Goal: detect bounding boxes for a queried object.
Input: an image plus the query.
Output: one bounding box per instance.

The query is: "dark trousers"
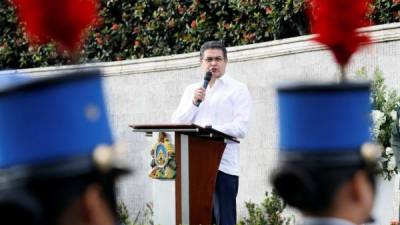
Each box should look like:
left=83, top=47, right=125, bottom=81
left=212, top=171, right=239, bottom=225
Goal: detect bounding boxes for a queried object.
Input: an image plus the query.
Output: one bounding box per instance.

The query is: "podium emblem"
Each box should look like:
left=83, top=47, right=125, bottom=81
left=149, top=132, right=176, bottom=179
left=155, top=143, right=168, bottom=167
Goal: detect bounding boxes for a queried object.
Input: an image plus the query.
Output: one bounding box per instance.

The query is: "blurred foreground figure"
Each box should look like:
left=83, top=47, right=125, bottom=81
left=12, top=0, right=99, bottom=53
left=271, top=82, right=380, bottom=225
left=0, top=70, right=129, bottom=225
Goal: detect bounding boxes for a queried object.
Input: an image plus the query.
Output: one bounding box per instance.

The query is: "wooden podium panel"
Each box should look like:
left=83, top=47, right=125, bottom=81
left=175, top=134, right=226, bottom=225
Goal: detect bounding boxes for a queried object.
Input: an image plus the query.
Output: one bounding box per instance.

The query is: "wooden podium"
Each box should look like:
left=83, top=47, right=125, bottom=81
left=131, top=124, right=238, bottom=225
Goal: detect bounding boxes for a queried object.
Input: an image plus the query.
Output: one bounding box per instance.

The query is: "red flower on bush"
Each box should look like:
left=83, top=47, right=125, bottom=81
left=308, top=0, right=372, bottom=66
left=224, top=23, right=231, bottom=29
left=244, top=32, right=255, bottom=42
left=111, top=23, right=119, bottom=31
left=393, top=0, right=400, bottom=5
left=96, top=37, right=103, bottom=45
left=167, top=19, right=175, bottom=29
left=191, top=20, right=197, bottom=29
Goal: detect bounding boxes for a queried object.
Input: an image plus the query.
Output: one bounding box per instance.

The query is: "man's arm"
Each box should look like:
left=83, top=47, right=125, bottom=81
left=213, top=87, right=252, bottom=138
left=171, top=85, right=199, bottom=123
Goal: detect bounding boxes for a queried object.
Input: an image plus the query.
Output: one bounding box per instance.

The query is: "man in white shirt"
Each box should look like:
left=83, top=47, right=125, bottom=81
left=171, top=41, right=252, bottom=225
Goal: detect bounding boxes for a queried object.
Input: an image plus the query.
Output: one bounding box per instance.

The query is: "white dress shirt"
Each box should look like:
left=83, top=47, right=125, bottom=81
left=171, top=74, right=252, bottom=176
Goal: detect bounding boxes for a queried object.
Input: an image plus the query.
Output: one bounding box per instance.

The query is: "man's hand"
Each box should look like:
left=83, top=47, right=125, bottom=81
left=192, top=87, right=206, bottom=105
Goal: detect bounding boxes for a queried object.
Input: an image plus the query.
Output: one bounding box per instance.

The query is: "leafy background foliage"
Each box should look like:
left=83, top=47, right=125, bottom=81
left=0, top=0, right=336, bottom=69
left=118, top=201, right=154, bottom=225
left=2, top=0, right=400, bottom=69
left=117, top=191, right=293, bottom=225
left=356, top=68, right=400, bottom=180
left=238, top=190, right=293, bottom=225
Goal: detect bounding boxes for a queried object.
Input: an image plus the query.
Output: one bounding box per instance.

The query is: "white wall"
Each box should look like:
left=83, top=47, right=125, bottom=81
left=21, top=23, right=400, bottom=224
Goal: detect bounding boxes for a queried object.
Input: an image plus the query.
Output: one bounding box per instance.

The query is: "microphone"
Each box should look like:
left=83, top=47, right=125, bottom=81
left=195, top=71, right=212, bottom=107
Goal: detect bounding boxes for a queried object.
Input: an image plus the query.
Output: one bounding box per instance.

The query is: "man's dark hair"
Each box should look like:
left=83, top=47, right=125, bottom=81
left=271, top=163, right=376, bottom=214
left=0, top=156, right=125, bottom=225
left=200, top=41, right=227, bottom=60
left=0, top=171, right=118, bottom=225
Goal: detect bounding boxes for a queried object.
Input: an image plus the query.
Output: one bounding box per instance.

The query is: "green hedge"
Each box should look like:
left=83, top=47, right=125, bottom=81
left=1, top=0, right=400, bottom=69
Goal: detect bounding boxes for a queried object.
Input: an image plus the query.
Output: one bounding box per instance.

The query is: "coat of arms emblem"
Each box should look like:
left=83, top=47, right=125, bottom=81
left=149, top=132, right=176, bottom=179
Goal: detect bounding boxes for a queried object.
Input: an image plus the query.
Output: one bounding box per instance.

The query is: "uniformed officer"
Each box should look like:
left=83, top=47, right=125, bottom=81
left=0, top=70, right=129, bottom=225
left=271, top=82, right=380, bottom=225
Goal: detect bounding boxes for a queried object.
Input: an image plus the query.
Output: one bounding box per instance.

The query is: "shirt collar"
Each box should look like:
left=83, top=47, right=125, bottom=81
left=217, top=73, right=230, bottom=85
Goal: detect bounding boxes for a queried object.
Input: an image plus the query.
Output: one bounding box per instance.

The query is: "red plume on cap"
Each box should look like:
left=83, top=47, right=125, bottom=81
left=308, top=0, right=372, bottom=66
left=12, top=0, right=99, bottom=52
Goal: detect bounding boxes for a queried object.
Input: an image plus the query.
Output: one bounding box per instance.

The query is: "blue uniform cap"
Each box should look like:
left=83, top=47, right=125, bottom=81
left=0, top=70, right=113, bottom=169
left=277, top=82, right=373, bottom=165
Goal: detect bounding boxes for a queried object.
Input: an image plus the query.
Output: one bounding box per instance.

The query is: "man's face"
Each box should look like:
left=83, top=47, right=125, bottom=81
left=200, top=49, right=227, bottom=79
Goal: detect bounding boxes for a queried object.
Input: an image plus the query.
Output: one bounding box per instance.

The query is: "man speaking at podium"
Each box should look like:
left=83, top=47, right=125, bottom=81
left=172, top=41, right=252, bottom=225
